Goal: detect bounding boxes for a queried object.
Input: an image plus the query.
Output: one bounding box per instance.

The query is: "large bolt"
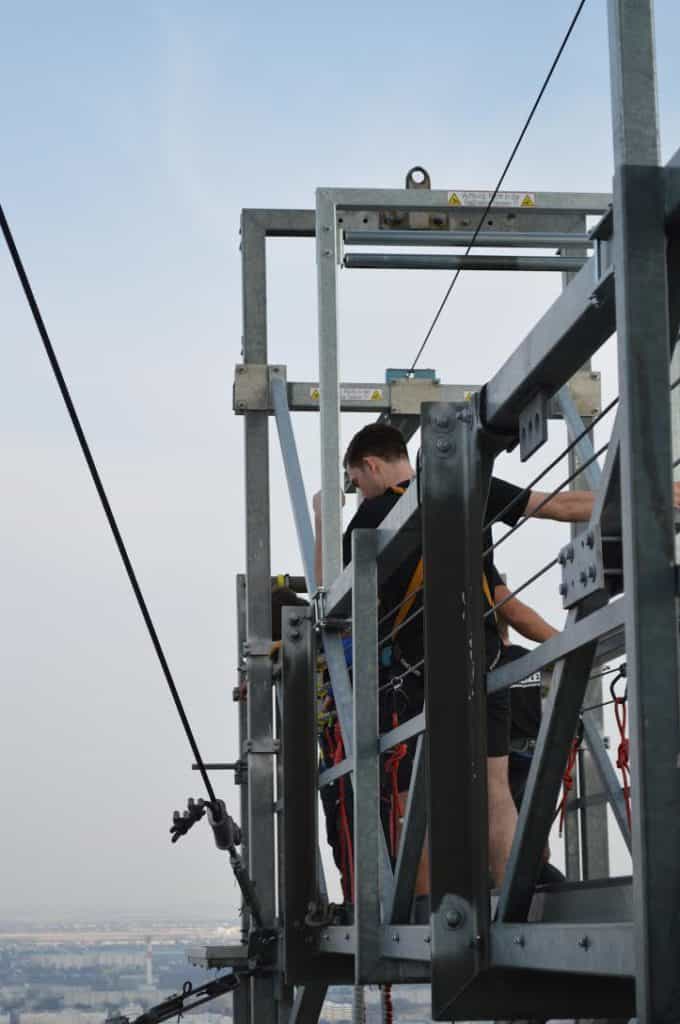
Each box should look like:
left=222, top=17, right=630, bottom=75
left=445, top=909, right=464, bottom=929
left=558, top=582, right=568, bottom=597
left=588, top=564, right=597, bottom=581
left=436, top=439, right=451, bottom=453
left=434, top=414, right=450, bottom=429
left=586, top=531, right=595, bottom=548
left=578, top=935, right=591, bottom=950
left=580, top=570, right=588, bottom=585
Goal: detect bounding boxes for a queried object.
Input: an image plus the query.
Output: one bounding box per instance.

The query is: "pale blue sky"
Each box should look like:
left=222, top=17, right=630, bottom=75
left=2, top=2, right=679, bottom=918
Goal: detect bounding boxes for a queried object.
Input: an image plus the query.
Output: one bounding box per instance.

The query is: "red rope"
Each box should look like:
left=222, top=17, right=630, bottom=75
left=613, top=694, right=632, bottom=830
left=328, top=722, right=355, bottom=902
left=558, top=736, right=580, bottom=836
left=381, top=983, right=394, bottom=1023
left=384, top=711, right=408, bottom=858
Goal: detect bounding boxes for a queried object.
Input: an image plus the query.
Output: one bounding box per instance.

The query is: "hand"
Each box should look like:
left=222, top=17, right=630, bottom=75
left=674, top=482, right=680, bottom=508
left=312, top=490, right=345, bottom=517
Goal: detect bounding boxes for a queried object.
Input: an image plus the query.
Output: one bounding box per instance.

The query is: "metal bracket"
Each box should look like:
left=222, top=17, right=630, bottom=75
left=519, top=391, right=549, bottom=461
left=561, top=368, right=602, bottom=419
left=233, top=364, right=287, bottom=413
left=243, top=739, right=281, bottom=755
left=558, top=525, right=605, bottom=609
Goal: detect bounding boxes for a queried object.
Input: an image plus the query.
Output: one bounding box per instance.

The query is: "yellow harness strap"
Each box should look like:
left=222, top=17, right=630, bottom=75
left=389, top=485, right=497, bottom=638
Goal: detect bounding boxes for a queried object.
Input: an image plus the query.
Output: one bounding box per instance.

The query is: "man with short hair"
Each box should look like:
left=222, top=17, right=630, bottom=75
left=314, top=422, right=596, bottom=885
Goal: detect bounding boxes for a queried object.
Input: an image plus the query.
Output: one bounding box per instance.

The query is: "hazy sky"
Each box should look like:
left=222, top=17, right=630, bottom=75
left=2, top=1, right=680, bottom=920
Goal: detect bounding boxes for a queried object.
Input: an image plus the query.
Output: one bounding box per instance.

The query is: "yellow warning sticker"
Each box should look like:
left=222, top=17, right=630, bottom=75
left=310, top=386, right=384, bottom=403
left=447, top=190, right=537, bottom=208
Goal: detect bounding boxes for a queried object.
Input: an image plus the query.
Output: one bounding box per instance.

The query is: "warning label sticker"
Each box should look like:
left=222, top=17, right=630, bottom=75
left=310, top=386, right=384, bottom=402
left=447, top=191, right=536, bottom=208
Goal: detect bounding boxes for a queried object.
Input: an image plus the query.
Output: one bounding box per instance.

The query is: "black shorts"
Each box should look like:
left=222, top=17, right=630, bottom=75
left=379, top=670, right=511, bottom=793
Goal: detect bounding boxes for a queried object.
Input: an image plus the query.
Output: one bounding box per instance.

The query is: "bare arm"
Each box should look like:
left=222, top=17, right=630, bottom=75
left=523, top=489, right=593, bottom=523
left=493, top=584, right=559, bottom=644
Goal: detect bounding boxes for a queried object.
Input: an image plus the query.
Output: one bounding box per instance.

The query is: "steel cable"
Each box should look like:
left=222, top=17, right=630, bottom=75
left=0, top=202, right=217, bottom=806
left=485, top=443, right=609, bottom=557
left=409, top=0, right=588, bottom=371
left=484, top=396, right=619, bottom=531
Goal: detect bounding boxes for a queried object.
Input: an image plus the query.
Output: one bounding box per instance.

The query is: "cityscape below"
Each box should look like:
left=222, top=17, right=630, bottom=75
left=0, top=915, right=433, bottom=1023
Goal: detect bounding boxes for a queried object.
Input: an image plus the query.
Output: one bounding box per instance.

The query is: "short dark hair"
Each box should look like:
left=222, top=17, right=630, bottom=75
left=343, top=423, right=408, bottom=468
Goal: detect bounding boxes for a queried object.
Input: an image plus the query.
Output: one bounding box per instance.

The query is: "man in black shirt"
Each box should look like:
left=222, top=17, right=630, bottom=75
left=314, top=422, right=594, bottom=885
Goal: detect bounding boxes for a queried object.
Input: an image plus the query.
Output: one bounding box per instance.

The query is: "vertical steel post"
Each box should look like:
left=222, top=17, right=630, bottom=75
left=316, top=189, right=343, bottom=585
left=608, top=3, right=680, bottom=1020
left=351, top=529, right=381, bottom=985
left=241, top=211, right=277, bottom=1024
left=280, top=607, right=319, bottom=982
left=557, top=229, right=610, bottom=882
left=233, top=574, right=251, bottom=1024
left=422, top=401, right=490, bottom=1018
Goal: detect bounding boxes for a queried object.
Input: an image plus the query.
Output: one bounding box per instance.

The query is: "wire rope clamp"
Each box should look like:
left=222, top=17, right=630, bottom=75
left=518, top=391, right=548, bottom=462
left=558, top=525, right=605, bottom=608
left=207, top=799, right=243, bottom=851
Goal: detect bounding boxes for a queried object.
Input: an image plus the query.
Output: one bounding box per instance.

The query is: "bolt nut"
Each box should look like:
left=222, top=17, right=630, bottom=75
left=586, top=531, right=595, bottom=548
left=567, top=544, right=575, bottom=562
left=392, top=933, right=400, bottom=942
left=588, top=564, right=597, bottom=581
left=558, top=582, right=568, bottom=597
left=578, top=935, right=591, bottom=950
left=436, top=439, right=451, bottom=453
left=289, top=629, right=301, bottom=640
left=434, top=415, right=450, bottom=429
left=580, top=570, right=588, bottom=585
left=558, top=550, right=566, bottom=566
left=289, top=614, right=300, bottom=625
left=445, top=909, right=464, bottom=929
left=513, top=935, right=525, bottom=947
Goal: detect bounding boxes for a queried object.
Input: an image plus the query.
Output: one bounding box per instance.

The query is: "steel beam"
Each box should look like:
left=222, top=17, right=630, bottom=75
left=241, top=210, right=277, bottom=1024
left=422, top=402, right=491, bottom=1017
left=482, top=257, right=615, bottom=435
left=290, top=984, right=326, bottom=1024
left=608, top=4, right=680, bottom=1021
left=344, top=253, right=585, bottom=272
left=487, top=598, right=625, bottom=692
left=387, top=735, right=429, bottom=925
left=497, top=595, right=607, bottom=924
left=316, top=189, right=343, bottom=585
left=271, top=375, right=317, bottom=592
left=280, top=608, right=319, bottom=982
left=344, top=229, right=592, bottom=248
left=581, top=712, right=632, bottom=852
left=491, top=922, right=633, bottom=976
left=351, top=529, right=382, bottom=983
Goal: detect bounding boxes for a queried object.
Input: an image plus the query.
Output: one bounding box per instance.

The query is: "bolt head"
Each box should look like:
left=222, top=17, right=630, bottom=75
left=436, top=438, right=451, bottom=453
left=434, top=414, right=450, bottom=429
left=558, top=582, right=568, bottom=597
left=445, top=909, right=463, bottom=928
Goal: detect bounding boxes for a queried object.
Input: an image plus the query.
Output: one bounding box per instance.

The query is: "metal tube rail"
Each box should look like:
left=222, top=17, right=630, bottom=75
left=344, top=253, right=586, bottom=272
left=344, top=229, right=592, bottom=248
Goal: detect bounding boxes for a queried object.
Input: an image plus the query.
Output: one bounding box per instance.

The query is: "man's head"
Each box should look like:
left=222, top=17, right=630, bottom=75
left=343, top=423, right=413, bottom=498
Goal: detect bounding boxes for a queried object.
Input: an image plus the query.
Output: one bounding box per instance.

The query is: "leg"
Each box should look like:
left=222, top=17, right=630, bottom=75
left=487, top=754, right=518, bottom=886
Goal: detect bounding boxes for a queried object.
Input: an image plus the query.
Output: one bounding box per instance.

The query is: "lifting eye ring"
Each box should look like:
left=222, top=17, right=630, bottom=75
left=405, top=166, right=431, bottom=190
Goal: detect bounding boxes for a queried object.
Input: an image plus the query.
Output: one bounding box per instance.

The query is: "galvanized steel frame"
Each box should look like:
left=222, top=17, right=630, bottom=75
left=228, top=6, right=680, bottom=1020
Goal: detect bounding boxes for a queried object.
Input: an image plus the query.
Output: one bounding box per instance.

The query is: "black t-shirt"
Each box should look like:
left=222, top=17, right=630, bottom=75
left=342, top=476, right=528, bottom=667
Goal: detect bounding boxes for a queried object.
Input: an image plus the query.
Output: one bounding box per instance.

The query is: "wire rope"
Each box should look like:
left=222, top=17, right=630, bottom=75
left=0, top=202, right=217, bottom=806
left=485, top=443, right=608, bottom=557
left=409, top=0, right=588, bottom=371
left=484, top=396, right=619, bottom=531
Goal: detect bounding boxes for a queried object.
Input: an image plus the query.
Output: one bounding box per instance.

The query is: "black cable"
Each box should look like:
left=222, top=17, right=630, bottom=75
left=484, top=396, right=619, bottom=531
left=484, top=556, right=559, bottom=619
left=0, top=202, right=217, bottom=806
left=485, top=442, right=608, bottom=557
left=409, top=0, right=588, bottom=371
